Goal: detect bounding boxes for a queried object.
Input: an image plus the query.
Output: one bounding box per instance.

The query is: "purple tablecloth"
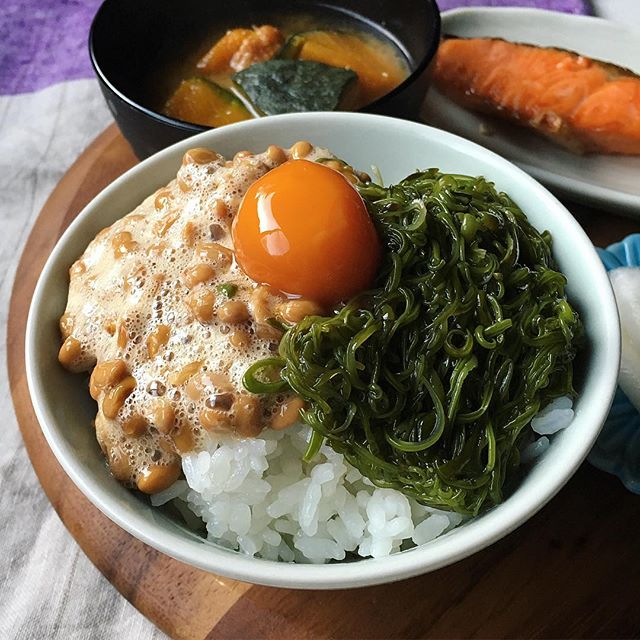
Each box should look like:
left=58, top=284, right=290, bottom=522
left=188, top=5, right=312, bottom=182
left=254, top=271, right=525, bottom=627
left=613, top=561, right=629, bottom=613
left=0, top=0, right=591, bottom=96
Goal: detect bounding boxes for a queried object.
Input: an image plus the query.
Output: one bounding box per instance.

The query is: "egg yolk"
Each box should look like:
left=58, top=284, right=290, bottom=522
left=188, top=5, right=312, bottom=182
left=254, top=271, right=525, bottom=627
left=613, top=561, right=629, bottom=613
left=232, top=159, right=381, bottom=306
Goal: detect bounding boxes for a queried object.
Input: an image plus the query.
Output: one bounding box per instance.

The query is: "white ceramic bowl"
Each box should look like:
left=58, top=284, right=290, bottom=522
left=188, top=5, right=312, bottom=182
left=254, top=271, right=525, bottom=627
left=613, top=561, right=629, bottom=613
left=26, top=112, right=620, bottom=589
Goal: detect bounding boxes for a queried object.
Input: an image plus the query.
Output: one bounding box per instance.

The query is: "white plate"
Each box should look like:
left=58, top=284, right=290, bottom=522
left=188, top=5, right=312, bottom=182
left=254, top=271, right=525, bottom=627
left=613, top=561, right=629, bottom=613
left=422, top=8, right=640, bottom=215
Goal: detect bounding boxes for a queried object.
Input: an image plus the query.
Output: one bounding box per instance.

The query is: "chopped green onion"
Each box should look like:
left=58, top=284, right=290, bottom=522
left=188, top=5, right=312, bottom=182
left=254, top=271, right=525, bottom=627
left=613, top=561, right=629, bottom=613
left=217, top=283, right=238, bottom=298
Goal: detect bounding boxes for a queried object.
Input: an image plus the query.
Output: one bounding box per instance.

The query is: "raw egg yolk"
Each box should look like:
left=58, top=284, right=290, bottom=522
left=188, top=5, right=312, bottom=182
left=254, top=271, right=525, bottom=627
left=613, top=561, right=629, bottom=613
left=232, top=159, right=381, bottom=306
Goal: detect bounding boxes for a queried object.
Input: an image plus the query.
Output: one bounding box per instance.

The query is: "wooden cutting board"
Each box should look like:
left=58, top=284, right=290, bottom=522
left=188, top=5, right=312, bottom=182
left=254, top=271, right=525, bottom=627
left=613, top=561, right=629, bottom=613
left=8, top=123, right=640, bottom=640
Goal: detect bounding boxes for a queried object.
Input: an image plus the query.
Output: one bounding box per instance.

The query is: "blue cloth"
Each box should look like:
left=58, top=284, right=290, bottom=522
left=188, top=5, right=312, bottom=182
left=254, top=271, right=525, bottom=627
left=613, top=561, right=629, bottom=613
left=592, top=235, right=640, bottom=493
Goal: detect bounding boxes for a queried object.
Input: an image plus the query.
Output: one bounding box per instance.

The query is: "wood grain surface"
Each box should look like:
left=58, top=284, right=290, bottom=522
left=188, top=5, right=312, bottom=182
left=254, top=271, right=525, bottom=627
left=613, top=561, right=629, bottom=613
left=7, top=123, right=640, bottom=640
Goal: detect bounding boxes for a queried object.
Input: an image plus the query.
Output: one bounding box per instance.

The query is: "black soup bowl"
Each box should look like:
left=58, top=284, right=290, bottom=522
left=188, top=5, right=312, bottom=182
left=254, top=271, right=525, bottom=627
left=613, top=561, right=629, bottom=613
left=89, top=0, right=441, bottom=158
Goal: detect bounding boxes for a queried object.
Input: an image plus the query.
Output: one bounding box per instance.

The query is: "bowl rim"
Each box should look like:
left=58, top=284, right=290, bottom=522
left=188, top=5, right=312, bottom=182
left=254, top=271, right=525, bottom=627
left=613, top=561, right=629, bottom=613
left=88, top=0, right=441, bottom=132
left=25, top=112, right=620, bottom=589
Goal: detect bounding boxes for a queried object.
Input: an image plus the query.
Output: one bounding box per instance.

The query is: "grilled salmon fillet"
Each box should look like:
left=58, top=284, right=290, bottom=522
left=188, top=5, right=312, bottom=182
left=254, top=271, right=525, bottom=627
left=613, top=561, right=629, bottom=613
left=433, top=38, right=640, bottom=155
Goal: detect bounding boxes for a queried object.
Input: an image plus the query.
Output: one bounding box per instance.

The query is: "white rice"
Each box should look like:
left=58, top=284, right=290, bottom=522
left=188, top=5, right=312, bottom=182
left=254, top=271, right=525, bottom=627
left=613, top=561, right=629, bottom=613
left=531, top=395, right=575, bottom=435
left=152, top=397, right=574, bottom=563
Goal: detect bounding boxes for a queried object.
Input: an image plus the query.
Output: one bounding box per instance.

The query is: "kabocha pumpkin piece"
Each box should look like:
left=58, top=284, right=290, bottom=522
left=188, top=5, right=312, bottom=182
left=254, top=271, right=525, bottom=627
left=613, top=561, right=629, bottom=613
left=289, top=31, right=409, bottom=106
left=197, top=25, right=284, bottom=74
left=279, top=33, right=306, bottom=60
left=164, top=78, right=251, bottom=127
left=197, top=28, right=253, bottom=74
left=230, top=25, right=284, bottom=72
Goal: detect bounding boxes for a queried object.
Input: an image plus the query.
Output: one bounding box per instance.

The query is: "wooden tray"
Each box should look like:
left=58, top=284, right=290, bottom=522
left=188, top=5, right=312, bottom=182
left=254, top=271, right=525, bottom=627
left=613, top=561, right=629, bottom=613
left=8, top=124, right=640, bottom=640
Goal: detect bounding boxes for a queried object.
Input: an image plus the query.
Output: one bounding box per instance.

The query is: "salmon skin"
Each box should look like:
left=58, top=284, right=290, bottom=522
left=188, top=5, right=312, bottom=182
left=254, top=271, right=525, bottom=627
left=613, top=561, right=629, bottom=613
left=433, top=37, right=640, bottom=155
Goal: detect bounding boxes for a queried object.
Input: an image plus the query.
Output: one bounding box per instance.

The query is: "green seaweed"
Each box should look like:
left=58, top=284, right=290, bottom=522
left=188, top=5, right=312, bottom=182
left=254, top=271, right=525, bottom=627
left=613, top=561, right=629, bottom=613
left=233, top=60, right=356, bottom=115
left=244, top=170, right=583, bottom=516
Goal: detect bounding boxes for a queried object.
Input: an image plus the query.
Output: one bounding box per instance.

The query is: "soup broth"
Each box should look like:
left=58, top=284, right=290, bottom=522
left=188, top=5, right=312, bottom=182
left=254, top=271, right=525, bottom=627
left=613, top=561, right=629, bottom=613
left=159, top=8, right=411, bottom=127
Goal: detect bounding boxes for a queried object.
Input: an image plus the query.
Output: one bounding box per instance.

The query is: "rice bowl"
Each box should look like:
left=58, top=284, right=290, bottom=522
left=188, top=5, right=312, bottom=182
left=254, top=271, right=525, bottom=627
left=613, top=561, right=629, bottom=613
left=26, top=112, right=619, bottom=588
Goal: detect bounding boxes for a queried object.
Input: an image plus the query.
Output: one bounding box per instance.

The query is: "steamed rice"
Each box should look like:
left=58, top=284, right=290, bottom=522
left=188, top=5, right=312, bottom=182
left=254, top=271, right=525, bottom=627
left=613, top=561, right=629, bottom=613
left=152, top=398, right=574, bottom=563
